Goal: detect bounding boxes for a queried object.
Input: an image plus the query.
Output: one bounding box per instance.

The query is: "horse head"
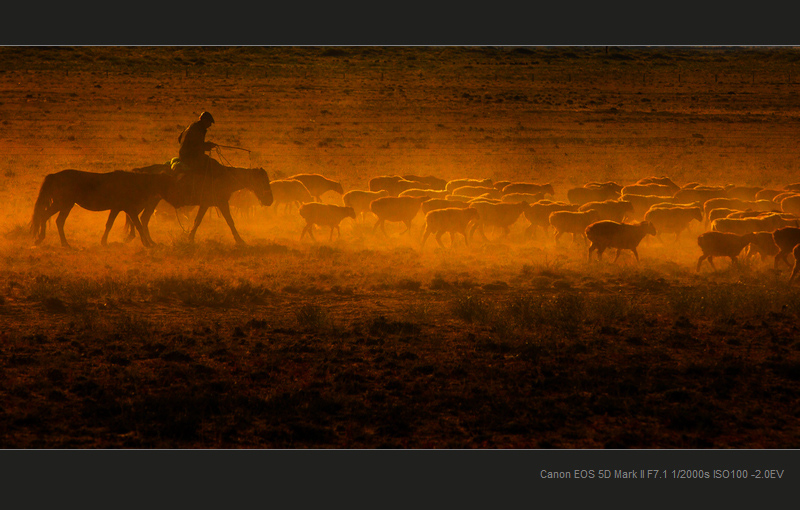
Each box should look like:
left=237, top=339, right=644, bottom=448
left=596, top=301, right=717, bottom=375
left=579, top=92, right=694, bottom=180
left=249, top=167, right=274, bottom=207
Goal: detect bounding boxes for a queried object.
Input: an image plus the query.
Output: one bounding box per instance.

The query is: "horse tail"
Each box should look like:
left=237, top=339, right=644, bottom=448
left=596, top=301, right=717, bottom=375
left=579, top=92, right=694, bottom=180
left=29, top=174, right=56, bottom=238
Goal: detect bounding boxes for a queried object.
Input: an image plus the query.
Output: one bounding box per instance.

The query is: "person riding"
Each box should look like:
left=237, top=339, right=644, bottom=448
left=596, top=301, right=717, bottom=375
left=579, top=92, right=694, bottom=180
left=177, top=111, right=222, bottom=175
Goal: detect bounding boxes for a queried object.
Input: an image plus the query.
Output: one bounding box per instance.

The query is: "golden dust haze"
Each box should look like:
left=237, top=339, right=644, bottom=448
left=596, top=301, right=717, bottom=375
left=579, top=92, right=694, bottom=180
left=1, top=46, right=800, bottom=448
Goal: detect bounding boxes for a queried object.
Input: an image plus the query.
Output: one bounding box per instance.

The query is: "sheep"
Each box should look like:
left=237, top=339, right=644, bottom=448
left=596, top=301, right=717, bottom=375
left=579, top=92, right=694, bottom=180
left=493, top=180, right=512, bottom=191
left=772, top=191, right=800, bottom=206
left=648, top=201, right=702, bottom=209
left=702, top=198, right=775, bottom=224
left=585, top=220, right=657, bottom=263
left=585, top=181, right=623, bottom=193
left=784, top=183, right=800, bottom=191
left=451, top=185, right=502, bottom=199
left=619, top=193, right=676, bottom=220
left=421, top=207, right=480, bottom=248
left=422, top=199, right=470, bottom=215
left=578, top=199, right=634, bottom=223
left=501, top=192, right=545, bottom=204
left=288, top=173, right=344, bottom=202
left=681, top=182, right=702, bottom=189
left=468, top=196, right=500, bottom=204
left=445, top=194, right=474, bottom=203
left=672, top=186, right=728, bottom=204
left=781, top=194, right=800, bottom=216
left=369, top=176, right=423, bottom=197
left=643, top=205, right=703, bottom=242
left=500, top=182, right=555, bottom=197
left=230, top=189, right=260, bottom=218
left=549, top=209, right=600, bottom=245
left=790, top=244, right=800, bottom=283
left=445, top=178, right=493, bottom=193
left=370, top=195, right=427, bottom=236
left=771, top=226, right=800, bottom=269
left=399, top=188, right=450, bottom=199
left=744, top=231, right=780, bottom=263
left=727, top=210, right=779, bottom=219
left=635, top=176, right=680, bottom=193
left=567, top=185, right=620, bottom=205
left=755, top=189, right=783, bottom=201
left=401, top=174, right=447, bottom=190
left=707, top=207, right=741, bottom=224
left=369, top=175, right=404, bottom=192
left=696, top=231, right=759, bottom=271
left=298, top=203, right=356, bottom=241
left=524, top=200, right=578, bottom=238
left=468, top=201, right=530, bottom=241
left=712, top=214, right=798, bottom=236
left=620, top=183, right=675, bottom=198
left=343, top=189, right=390, bottom=221
left=268, top=178, right=314, bottom=214
left=726, top=186, right=764, bottom=201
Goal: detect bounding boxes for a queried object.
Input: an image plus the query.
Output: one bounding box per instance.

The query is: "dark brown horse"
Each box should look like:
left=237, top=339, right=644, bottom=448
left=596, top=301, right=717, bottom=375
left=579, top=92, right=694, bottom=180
left=29, top=169, right=176, bottom=248
left=129, top=164, right=273, bottom=245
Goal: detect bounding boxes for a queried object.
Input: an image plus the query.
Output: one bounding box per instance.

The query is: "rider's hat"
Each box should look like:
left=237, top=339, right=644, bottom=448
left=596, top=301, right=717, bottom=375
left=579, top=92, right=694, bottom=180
left=199, top=111, right=215, bottom=124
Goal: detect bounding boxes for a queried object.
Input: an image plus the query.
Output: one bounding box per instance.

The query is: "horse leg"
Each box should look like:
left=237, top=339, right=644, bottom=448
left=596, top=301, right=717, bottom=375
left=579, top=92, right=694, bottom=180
left=189, top=206, right=209, bottom=243
left=217, top=201, right=246, bottom=245
left=101, top=210, right=121, bottom=246
left=34, top=204, right=60, bottom=245
left=127, top=212, right=152, bottom=248
left=55, top=205, right=74, bottom=248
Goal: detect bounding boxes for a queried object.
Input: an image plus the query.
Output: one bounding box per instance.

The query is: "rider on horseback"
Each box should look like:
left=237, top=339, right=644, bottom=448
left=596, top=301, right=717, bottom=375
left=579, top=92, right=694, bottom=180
left=175, top=111, right=224, bottom=177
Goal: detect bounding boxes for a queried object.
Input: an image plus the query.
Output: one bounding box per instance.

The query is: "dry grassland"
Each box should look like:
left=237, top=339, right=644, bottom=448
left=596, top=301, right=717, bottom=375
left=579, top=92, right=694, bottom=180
left=1, top=46, right=800, bottom=448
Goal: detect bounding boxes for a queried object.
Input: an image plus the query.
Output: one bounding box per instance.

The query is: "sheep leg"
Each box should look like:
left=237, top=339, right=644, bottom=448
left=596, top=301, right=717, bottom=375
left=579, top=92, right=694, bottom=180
left=300, top=224, right=310, bottom=241
left=696, top=255, right=706, bottom=272
left=707, top=256, right=716, bottom=270
left=554, top=231, right=562, bottom=246
left=400, top=220, right=412, bottom=235
left=587, top=243, right=596, bottom=262
left=613, top=248, right=623, bottom=263
left=790, top=260, right=800, bottom=283
left=421, top=228, right=431, bottom=248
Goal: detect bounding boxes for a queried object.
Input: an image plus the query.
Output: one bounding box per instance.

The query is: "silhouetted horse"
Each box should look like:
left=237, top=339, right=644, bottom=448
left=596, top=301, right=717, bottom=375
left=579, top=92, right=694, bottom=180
left=29, top=169, right=176, bottom=248
left=128, top=164, right=273, bottom=245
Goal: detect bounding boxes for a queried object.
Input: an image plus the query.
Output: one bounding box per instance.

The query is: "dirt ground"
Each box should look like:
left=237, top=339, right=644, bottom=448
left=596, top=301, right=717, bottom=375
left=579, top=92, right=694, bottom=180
left=1, top=46, right=800, bottom=448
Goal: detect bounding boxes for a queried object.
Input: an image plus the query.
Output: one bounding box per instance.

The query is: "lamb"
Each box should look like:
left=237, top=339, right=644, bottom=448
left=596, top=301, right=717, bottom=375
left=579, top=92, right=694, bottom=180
left=421, top=199, right=470, bottom=215
left=620, top=183, right=675, bottom=198
left=500, top=182, right=555, bottom=197
left=702, top=198, right=775, bottom=224
left=578, top=199, right=634, bottom=223
left=524, top=200, right=578, bottom=238
left=744, top=231, right=780, bottom=263
left=370, top=195, right=428, bottom=236
left=500, top=192, right=545, bottom=204
left=451, top=185, right=502, bottom=199
left=468, top=201, right=530, bottom=241
left=549, top=209, right=600, bottom=245
left=567, top=185, right=620, bottom=206
left=696, top=231, right=759, bottom=271
left=343, top=189, right=390, bottom=220
left=298, top=203, right=356, bottom=242
left=771, top=226, right=800, bottom=269
left=643, top=205, right=703, bottom=242
left=268, top=179, right=314, bottom=214
left=288, top=174, right=344, bottom=202
left=445, top=178, right=493, bottom=193
left=421, top=207, right=480, bottom=248
left=585, top=220, right=657, bottom=263
left=401, top=174, right=447, bottom=190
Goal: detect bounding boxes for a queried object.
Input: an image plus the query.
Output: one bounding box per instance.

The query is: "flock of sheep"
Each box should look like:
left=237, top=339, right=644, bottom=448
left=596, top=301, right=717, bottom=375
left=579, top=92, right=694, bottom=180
left=257, top=172, right=800, bottom=282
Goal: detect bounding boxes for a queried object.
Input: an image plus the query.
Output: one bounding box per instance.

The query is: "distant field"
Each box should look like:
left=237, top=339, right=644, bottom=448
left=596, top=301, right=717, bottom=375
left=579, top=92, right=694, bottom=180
left=1, top=46, right=800, bottom=448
